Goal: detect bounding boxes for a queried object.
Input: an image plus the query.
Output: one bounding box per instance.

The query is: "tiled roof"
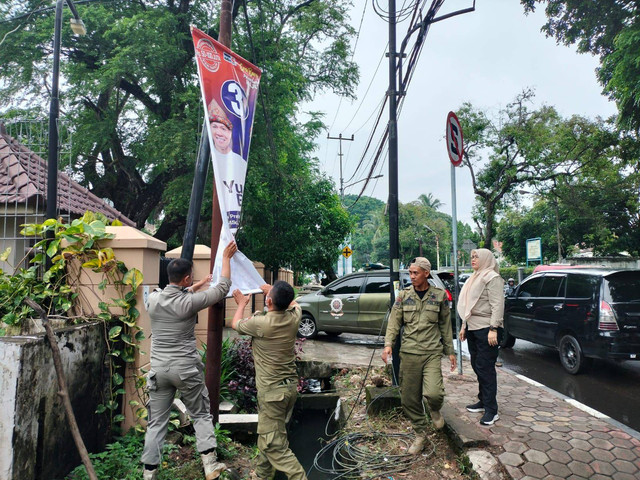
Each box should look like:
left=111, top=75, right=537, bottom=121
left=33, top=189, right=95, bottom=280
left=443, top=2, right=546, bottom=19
left=0, top=124, right=135, bottom=227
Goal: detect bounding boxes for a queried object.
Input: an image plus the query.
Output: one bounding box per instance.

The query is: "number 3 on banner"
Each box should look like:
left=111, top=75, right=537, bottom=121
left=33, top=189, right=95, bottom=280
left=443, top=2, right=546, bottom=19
left=222, top=80, right=248, bottom=119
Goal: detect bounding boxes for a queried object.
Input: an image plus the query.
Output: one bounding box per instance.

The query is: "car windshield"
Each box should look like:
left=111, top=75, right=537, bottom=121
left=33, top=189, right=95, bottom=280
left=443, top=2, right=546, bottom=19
left=605, top=272, right=640, bottom=303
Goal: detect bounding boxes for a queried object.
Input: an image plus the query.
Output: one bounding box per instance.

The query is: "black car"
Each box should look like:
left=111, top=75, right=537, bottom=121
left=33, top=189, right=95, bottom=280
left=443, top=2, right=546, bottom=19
left=295, top=269, right=453, bottom=339
left=502, top=268, right=640, bottom=374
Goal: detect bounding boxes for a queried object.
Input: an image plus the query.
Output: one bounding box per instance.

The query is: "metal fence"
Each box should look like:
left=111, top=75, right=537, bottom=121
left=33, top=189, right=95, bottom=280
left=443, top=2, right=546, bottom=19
left=0, top=119, right=73, bottom=272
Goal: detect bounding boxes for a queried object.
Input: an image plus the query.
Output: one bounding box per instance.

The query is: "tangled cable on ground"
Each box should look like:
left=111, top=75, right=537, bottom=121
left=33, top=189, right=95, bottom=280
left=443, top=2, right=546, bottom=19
left=308, top=308, right=438, bottom=479
left=312, top=431, right=434, bottom=480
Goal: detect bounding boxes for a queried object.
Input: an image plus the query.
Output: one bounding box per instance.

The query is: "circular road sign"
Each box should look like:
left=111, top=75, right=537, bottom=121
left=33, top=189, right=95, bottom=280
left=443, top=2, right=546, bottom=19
left=446, top=111, right=464, bottom=166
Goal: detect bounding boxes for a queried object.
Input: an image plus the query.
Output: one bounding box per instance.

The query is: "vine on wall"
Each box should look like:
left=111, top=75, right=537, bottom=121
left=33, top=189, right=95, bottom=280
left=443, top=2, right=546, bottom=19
left=0, top=211, right=146, bottom=430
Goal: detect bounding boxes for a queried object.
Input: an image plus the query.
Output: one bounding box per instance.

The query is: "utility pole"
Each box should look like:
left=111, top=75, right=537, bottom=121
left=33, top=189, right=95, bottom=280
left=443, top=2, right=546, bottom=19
left=327, top=133, right=354, bottom=201
left=388, top=0, right=402, bottom=384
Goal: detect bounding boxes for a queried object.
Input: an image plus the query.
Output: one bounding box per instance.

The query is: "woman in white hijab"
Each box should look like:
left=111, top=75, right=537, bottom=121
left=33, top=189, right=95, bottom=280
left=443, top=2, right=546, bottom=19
left=457, top=248, right=504, bottom=426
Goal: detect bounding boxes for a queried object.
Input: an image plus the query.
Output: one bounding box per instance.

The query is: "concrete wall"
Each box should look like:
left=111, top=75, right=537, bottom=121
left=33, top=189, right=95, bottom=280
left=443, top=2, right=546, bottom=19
left=0, top=322, right=109, bottom=480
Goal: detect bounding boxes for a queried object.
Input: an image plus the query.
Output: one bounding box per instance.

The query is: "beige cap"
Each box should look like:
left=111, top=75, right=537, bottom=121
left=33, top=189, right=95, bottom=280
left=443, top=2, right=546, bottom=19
left=411, top=257, right=431, bottom=271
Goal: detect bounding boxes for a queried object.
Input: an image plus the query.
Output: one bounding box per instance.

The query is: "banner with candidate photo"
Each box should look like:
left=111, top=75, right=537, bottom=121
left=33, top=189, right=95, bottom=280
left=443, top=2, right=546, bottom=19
left=192, top=26, right=264, bottom=294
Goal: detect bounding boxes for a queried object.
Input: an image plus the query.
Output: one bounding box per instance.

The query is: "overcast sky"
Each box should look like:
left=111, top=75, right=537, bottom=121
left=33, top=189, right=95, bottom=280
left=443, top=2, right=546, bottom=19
left=305, top=0, right=618, bottom=227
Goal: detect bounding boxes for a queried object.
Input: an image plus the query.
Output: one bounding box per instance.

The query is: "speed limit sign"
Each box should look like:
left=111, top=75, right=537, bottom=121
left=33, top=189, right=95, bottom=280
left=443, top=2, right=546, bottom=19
left=446, top=111, right=464, bottom=166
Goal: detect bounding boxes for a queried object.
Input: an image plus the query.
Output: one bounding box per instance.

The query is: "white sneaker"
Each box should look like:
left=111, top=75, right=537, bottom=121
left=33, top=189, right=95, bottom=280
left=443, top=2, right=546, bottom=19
left=480, top=412, right=499, bottom=425
left=202, top=451, right=226, bottom=479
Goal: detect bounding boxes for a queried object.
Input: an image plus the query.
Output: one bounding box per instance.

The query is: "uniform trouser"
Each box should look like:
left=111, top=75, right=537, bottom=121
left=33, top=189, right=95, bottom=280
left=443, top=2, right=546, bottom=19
left=467, top=327, right=499, bottom=415
left=255, top=382, right=307, bottom=480
left=399, top=352, right=445, bottom=434
left=141, top=363, right=216, bottom=465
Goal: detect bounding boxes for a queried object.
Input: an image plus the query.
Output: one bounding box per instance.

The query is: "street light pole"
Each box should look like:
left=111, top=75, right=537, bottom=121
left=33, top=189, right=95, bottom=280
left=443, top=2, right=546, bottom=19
left=46, top=0, right=85, bottom=269
left=423, top=224, right=440, bottom=270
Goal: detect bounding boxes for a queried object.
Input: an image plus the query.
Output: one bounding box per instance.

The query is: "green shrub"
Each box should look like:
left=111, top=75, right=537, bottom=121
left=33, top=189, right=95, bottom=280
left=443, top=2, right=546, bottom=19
left=66, top=432, right=144, bottom=480
left=500, top=266, right=534, bottom=283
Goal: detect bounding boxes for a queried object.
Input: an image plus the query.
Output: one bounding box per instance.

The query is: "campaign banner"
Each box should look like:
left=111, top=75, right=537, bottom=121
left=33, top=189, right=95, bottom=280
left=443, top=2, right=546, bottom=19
left=191, top=26, right=265, bottom=294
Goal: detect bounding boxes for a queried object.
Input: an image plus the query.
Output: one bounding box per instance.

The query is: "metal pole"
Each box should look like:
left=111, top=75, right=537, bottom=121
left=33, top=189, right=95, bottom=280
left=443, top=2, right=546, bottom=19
left=45, top=0, right=64, bottom=270
left=388, top=0, right=401, bottom=385
left=451, top=163, right=462, bottom=374
left=181, top=123, right=210, bottom=262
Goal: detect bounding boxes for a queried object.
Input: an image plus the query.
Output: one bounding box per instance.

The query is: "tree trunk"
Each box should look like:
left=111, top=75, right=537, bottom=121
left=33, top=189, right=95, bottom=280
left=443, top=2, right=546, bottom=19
left=484, top=201, right=495, bottom=249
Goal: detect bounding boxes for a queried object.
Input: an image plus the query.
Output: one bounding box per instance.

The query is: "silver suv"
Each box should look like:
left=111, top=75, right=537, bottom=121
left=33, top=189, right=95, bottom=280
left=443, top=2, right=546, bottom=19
left=296, top=269, right=452, bottom=339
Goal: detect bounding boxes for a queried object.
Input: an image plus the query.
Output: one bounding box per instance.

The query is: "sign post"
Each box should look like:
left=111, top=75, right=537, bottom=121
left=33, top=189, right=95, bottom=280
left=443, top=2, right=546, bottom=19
left=447, top=111, right=464, bottom=375
left=338, top=244, right=353, bottom=277
left=526, top=238, right=543, bottom=267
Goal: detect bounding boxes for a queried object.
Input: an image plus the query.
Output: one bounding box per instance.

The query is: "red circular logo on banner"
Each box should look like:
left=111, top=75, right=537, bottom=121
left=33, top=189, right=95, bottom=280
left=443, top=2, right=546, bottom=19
left=446, top=111, right=464, bottom=166
left=195, top=38, right=221, bottom=73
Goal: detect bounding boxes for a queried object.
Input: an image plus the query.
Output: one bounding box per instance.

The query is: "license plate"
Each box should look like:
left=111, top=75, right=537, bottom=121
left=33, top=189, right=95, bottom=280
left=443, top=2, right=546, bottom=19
left=631, top=354, right=637, bottom=359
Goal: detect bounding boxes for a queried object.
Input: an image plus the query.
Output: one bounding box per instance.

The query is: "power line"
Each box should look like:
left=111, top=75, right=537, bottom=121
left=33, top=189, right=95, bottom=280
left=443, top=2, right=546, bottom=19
left=345, top=0, right=471, bottom=209
left=325, top=0, right=369, bottom=136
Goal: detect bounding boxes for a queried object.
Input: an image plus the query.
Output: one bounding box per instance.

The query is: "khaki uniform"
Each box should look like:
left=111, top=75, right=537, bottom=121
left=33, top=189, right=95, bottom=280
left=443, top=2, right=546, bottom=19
left=142, top=278, right=231, bottom=466
left=237, top=304, right=306, bottom=480
left=384, top=285, right=454, bottom=433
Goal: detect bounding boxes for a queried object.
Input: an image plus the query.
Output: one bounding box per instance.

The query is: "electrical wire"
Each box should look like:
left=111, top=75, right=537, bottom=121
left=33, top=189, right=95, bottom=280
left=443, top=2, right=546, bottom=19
left=327, top=0, right=414, bottom=182
left=343, top=0, right=451, bottom=209
left=306, top=307, right=438, bottom=479
left=325, top=0, right=369, bottom=136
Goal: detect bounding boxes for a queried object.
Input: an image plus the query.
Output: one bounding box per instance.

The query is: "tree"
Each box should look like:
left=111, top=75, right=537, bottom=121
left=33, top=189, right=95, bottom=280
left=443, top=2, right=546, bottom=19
left=343, top=194, right=477, bottom=270
left=498, top=146, right=640, bottom=263
left=521, top=0, right=640, bottom=133
left=343, top=195, right=386, bottom=267
left=458, top=89, right=617, bottom=247
left=498, top=201, right=565, bottom=264
left=0, top=0, right=358, bottom=272
left=417, top=193, right=443, bottom=210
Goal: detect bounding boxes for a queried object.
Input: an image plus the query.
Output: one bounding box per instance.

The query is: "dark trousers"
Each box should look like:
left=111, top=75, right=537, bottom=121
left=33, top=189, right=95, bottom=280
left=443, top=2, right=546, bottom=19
left=467, top=327, right=499, bottom=414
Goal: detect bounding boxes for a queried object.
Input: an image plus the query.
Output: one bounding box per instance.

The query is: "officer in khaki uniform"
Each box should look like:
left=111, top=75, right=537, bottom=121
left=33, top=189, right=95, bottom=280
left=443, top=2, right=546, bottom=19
left=231, top=281, right=307, bottom=480
left=382, top=257, right=456, bottom=454
left=142, top=241, right=237, bottom=480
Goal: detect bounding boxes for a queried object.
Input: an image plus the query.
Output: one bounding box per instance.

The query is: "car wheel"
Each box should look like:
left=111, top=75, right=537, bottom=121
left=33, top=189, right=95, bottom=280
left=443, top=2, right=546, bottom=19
left=499, top=331, right=516, bottom=349
left=297, top=314, right=318, bottom=339
left=558, top=335, right=591, bottom=375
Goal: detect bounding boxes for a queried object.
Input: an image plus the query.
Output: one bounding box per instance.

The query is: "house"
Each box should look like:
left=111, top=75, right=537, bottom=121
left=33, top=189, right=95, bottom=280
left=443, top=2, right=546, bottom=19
left=0, top=122, right=135, bottom=272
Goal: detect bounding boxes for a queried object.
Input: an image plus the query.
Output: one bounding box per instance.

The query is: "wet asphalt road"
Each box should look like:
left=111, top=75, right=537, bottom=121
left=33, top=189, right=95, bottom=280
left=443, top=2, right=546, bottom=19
left=309, top=332, right=640, bottom=433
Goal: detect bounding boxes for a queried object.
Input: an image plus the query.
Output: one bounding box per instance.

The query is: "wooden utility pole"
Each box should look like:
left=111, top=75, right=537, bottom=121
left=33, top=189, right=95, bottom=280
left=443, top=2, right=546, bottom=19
left=205, top=0, right=233, bottom=423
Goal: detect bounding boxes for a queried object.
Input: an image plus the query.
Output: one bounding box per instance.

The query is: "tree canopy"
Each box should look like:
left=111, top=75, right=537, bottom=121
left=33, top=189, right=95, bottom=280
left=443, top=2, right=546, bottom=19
left=521, top=0, right=640, bottom=133
left=457, top=90, right=618, bottom=247
left=0, top=0, right=359, bottom=273
left=344, top=194, right=478, bottom=270
left=497, top=128, right=640, bottom=263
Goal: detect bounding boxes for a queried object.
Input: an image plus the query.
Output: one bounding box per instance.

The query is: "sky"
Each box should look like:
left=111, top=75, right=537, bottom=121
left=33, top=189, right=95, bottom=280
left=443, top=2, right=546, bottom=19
left=305, top=0, right=618, bottom=227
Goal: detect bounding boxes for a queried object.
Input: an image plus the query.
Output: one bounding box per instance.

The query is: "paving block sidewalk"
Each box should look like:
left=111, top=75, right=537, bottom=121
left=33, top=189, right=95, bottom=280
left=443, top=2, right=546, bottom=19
left=441, top=358, right=640, bottom=480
